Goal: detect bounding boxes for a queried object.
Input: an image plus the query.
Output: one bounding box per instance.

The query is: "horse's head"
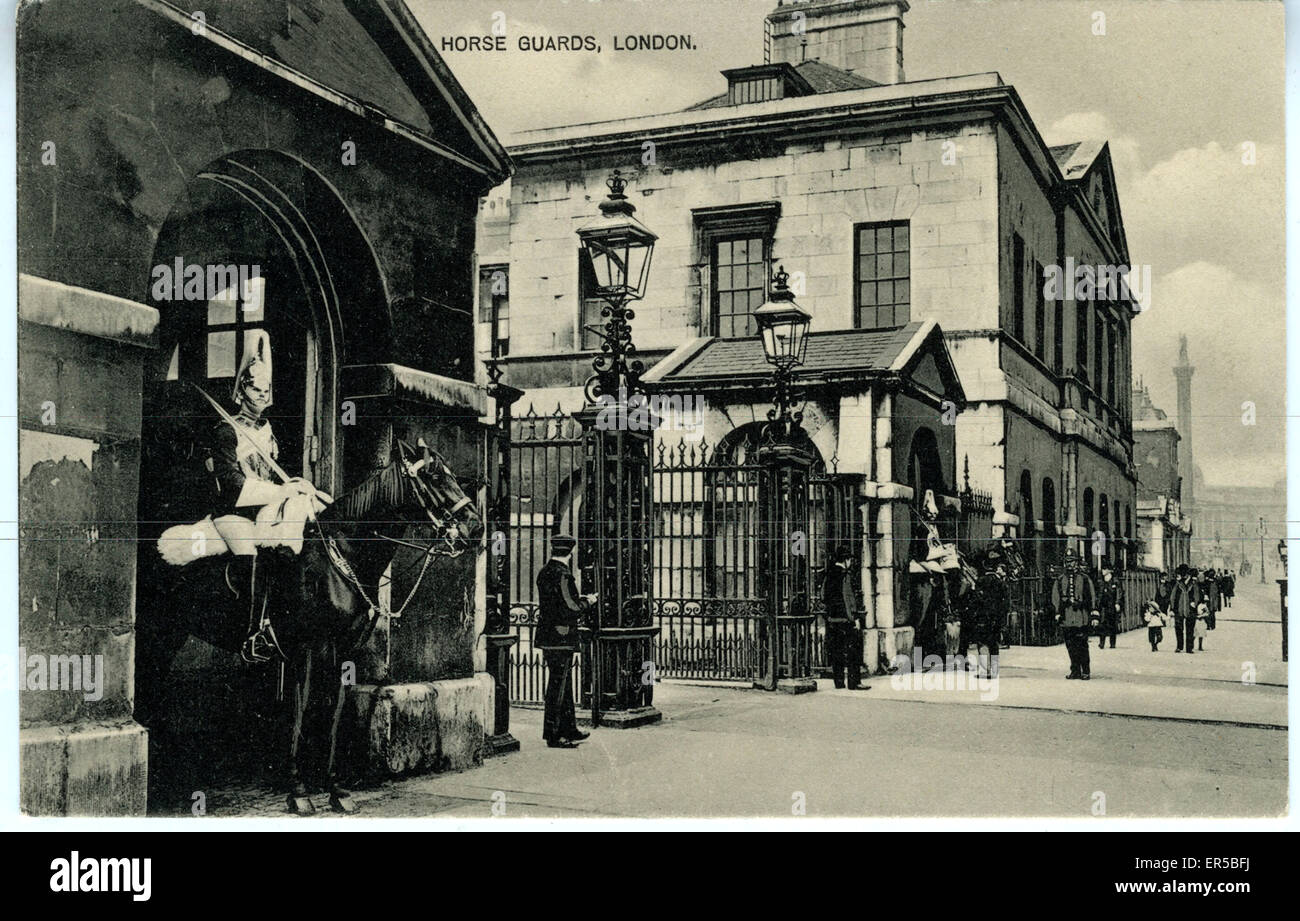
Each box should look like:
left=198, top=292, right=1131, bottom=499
left=395, top=438, right=485, bottom=554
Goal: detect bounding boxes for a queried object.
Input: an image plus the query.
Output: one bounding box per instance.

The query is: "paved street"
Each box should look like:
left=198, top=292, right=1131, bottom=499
left=209, top=579, right=1287, bottom=819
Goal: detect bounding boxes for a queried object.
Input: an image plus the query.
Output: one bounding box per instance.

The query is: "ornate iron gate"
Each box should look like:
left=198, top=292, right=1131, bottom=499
left=651, top=433, right=859, bottom=683
left=507, top=405, right=584, bottom=703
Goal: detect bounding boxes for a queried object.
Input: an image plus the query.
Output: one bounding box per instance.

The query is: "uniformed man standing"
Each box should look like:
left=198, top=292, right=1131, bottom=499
left=535, top=534, right=595, bottom=748
left=1050, top=550, right=1099, bottom=679
left=822, top=545, right=868, bottom=690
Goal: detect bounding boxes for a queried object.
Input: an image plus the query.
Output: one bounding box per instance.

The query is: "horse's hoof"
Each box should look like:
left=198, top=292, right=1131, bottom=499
left=329, top=790, right=358, bottom=814
left=287, top=794, right=316, bottom=815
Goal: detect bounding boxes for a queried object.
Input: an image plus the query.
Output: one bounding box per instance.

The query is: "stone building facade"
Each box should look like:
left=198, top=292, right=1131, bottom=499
left=477, top=0, right=1141, bottom=666
left=1132, top=382, right=1192, bottom=572
left=17, top=0, right=511, bottom=814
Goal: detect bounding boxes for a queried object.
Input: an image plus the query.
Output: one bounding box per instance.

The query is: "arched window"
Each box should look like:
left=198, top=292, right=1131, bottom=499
left=1082, top=487, right=1095, bottom=559
left=1098, top=494, right=1110, bottom=568
left=1042, top=477, right=1058, bottom=567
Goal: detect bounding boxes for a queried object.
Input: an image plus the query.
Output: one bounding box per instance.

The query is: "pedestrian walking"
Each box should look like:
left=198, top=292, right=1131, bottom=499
left=535, top=534, right=595, bottom=749
left=1142, top=599, right=1167, bottom=651
left=1168, top=564, right=1201, bottom=654
left=1051, top=549, right=1099, bottom=679
left=1096, top=561, right=1123, bottom=649
left=822, top=544, right=868, bottom=689
left=1219, top=569, right=1234, bottom=609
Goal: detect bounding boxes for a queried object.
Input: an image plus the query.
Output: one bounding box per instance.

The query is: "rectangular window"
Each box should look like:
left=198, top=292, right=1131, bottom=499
left=204, top=276, right=267, bottom=380
left=1011, top=233, right=1025, bottom=343
left=478, top=265, right=509, bottom=357
left=578, top=255, right=607, bottom=350
left=712, top=235, right=767, bottom=338
left=854, top=221, right=910, bottom=330
left=1033, top=259, right=1046, bottom=361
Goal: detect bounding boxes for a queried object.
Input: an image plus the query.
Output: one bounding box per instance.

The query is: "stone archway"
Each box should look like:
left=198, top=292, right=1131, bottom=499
left=134, top=150, right=389, bottom=810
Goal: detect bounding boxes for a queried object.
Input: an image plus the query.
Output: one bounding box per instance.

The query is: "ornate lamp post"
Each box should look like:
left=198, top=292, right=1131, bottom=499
left=752, top=266, right=817, bottom=692
left=481, top=358, right=523, bottom=755
left=572, top=170, right=662, bottom=727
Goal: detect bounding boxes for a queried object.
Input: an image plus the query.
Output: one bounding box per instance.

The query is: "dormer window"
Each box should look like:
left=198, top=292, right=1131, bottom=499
left=721, top=63, right=813, bottom=106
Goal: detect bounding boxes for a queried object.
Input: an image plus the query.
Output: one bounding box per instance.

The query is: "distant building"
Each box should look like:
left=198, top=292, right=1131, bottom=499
left=1132, top=381, right=1191, bottom=571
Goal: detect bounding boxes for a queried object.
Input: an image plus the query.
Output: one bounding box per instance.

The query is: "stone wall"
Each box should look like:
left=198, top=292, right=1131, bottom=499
left=18, top=275, right=159, bottom=815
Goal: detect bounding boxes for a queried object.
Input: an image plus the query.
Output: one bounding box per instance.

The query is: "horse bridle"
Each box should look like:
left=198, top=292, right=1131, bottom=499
left=321, top=443, right=477, bottom=637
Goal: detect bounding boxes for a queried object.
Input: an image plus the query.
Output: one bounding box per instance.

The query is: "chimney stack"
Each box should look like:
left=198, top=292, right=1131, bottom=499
left=765, top=0, right=908, bottom=84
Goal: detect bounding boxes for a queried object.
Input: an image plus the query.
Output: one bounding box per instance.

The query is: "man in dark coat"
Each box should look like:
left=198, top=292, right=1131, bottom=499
left=1050, top=550, right=1099, bottom=679
left=1168, top=564, right=1201, bottom=654
left=823, top=545, right=868, bottom=689
left=970, top=550, right=1009, bottom=677
left=536, top=534, right=595, bottom=748
left=1096, top=561, right=1124, bottom=649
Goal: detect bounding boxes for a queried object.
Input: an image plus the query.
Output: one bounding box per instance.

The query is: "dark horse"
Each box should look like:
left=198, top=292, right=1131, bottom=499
left=135, top=438, right=483, bottom=814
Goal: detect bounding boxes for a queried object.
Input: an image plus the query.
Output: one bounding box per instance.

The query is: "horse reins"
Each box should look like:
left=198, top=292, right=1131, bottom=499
left=320, top=454, right=470, bottom=631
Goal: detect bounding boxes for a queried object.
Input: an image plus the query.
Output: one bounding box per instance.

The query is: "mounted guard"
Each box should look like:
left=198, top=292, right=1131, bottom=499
left=157, top=331, right=332, bottom=662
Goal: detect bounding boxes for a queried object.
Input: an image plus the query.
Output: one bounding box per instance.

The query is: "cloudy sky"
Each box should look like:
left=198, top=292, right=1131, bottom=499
left=413, top=0, right=1286, bottom=488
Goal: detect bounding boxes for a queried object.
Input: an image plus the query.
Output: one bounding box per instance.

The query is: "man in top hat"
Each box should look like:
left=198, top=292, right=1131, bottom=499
left=1096, top=560, right=1124, bottom=649
left=822, top=544, right=869, bottom=690
left=1168, top=564, right=1201, bottom=654
left=1050, top=549, right=1099, bottom=679
left=535, top=533, right=597, bottom=748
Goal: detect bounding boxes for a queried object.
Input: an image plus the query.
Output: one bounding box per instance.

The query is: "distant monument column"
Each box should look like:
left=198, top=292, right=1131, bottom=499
left=1173, top=336, right=1195, bottom=513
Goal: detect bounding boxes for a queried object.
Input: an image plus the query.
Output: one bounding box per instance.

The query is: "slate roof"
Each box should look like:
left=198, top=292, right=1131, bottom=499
left=684, top=59, right=882, bottom=111
left=196, top=0, right=434, bottom=132
left=652, top=323, right=923, bottom=384
left=1049, top=139, right=1104, bottom=180
left=136, top=0, right=510, bottom=178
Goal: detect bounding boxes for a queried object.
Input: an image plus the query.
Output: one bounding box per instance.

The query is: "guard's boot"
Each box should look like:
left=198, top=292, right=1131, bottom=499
left=240, top=554, right=286, bottom=664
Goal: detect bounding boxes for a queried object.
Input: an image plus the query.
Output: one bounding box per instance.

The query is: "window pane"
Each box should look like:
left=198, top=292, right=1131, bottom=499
left=718, top=266, right=733, bottom=289
left=242, top=276, right=266, bottom=322
left=896, top=279, right=910, bottom=304
left=893, top=224, right=909, bottom=249
left=733, top=238, right=748, bottom=262
left=747, top=264, right=766, bottom=287
left=876, top=227, right=892, bottom=251
left=860, top=283, right=876, bottom=306
left=878, top=281, right=894, bottom=305
left=896, top=251, right=909, bottom=276
left=878, top=253, right=893, bottom=277
left=207, top=297, right=236, bottom=326
left=717, top=240, right=732, bottom=263
left=860, top=255, right=876, bottom=279
left=207, top=331, right=236, bottom=378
